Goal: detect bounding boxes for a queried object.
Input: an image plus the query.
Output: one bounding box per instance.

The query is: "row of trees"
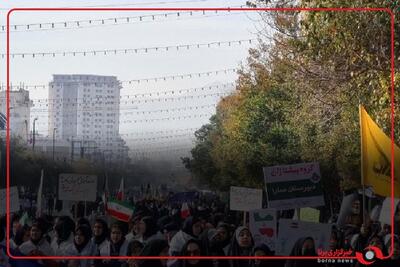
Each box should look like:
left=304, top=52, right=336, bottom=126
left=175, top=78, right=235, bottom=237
left=183, top=0, right=400, bottom=209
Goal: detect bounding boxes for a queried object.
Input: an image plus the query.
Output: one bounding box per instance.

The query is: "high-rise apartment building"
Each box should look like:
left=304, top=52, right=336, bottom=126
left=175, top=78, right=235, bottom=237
left=48, top=74, right=128, bottom=162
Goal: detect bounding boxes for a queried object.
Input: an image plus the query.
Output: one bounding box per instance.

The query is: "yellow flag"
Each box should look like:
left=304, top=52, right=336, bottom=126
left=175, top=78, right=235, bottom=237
left=360, top=105, right=400, bottom=197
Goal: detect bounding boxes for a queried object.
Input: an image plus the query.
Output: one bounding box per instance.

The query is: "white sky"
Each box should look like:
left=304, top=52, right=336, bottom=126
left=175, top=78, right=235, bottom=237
left=0, top=0, right=266, bottom=160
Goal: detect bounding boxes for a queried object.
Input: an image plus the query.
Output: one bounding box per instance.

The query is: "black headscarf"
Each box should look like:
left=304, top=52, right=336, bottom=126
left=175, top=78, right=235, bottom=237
left=30, top=222, right=45, bottom=245
left=216, top=222, right=232, bottom=248
left=228, top=227, right=254, bottom=267
left=55, top=216, right=75, bottom=245
left=13, top=225, right=30, bottom=246
left=141, top=216, right=158, bottom=240
left=180, top=239, right=212, bottom=267
left=182, top=216, right=201, bottom=237
left=285, top=237, right=319, bottom=267
left=127, top=240, right=144, bottom=256
left=252, top=244, right=273, bottom=256
left=138, top=239, right=169, bottom=267
left=251, top=244, right=274, bottom=267
left=74, top=225, right=92, bottom=253
left=93, top=218, right=109, bottom=245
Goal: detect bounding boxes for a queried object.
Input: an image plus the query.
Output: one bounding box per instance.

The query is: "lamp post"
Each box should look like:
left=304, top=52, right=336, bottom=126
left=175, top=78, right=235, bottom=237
left=32, top=118, right=38, bottom=151
left=52, top=127, right=57, bottom=161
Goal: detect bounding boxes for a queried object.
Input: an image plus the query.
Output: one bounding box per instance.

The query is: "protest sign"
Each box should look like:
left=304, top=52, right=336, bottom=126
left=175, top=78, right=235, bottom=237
left=0, top=187, right=20, bottom=214
left=230, top=186, right=262, bottom=211
left=277, top=219, right=332, bottom=255
left=300, top=207, right=320, bottom=222
left=58, top=174, right=97, bottom=202
left=379, top=197, right=400, bottom=225
left=249, top=209, right=277, bottom=250
left=263, top=162, right=325, bottom=210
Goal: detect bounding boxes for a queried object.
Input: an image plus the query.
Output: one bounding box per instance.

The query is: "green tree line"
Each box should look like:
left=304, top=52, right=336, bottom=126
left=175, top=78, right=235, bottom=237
left=182, top=0, right=400, bottom=205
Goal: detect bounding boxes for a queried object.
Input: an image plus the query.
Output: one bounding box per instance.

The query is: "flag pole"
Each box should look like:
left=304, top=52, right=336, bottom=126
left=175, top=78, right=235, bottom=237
left=359, top=104, right=366, bottom=225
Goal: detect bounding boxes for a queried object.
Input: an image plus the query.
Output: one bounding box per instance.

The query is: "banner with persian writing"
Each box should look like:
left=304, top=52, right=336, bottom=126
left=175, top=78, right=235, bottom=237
left=263, top=162, right=325, bottom=210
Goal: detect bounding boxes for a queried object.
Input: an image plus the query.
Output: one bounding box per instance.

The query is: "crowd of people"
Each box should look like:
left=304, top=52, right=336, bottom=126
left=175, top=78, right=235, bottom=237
left=0, top=193, right=399, bottom=267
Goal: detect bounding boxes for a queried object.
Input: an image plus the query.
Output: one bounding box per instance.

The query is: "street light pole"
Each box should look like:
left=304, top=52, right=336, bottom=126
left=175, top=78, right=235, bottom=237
left=32, top=118, right=38, bottom=151
left=52, top=127, right=57, bottom=161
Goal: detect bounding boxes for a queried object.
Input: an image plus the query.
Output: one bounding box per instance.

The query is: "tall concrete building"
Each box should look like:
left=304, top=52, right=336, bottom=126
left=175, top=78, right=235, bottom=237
left=0, top=89, right=32, bottom=142
left=48, top=74, right=128, bottom=163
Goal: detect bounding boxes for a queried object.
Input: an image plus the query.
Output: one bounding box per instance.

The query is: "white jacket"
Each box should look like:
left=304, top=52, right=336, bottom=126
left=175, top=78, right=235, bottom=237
left=168, top=230, right=192, bottom=256
left=19, top=239, right=54, bottom=256
left=50, top=233, right=74, bottom=257
left=99, top=239, right=129, bottom=256
left=65, top=241, right=96, bottom=267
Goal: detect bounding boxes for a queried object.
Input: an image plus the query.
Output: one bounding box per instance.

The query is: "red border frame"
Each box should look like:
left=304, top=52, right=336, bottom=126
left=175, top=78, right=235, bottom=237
left=4, top=7, right=395, bottom=264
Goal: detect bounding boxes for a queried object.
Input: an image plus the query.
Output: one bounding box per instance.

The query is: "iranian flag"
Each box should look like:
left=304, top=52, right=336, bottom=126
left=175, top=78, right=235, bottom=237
left=181, top=202, right=190, bottom=219
left=116, top=178, right=124, bottom=201
left=107, top=199, right=134, bottom=222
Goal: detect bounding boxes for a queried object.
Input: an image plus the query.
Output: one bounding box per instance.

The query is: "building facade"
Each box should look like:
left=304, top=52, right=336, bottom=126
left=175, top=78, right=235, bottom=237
left=0, top=89, right=32, bottom=142
left=48, top=74, right=128, bottom=163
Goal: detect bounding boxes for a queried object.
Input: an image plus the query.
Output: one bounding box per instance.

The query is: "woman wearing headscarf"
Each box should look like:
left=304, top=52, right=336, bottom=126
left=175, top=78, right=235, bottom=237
left=227, top=226, right=254, bottom=267
left=10, top=224, right=30, bottom=249
left=65, top=225, right=96, bottom=267
left=169, top=216, right=203, bottom=256
left=92, top=219, right=109, bottom=254
left=284, top=237, right=319, bottom=267
left=251, top=244, right=274, bottom=267
left=215, top=223, right=231, bottom=256
left=137, top=216, right=164, bottom=244
left=51, top=216, right=75, bottom=256
left=138, top=239, right=169, bottom=267
left=173, top=239, right=212, bottom=267
left=199, top=228, right=229, bottom=267
left=98, top=222, right=130, bottom=267
left=19, top=222, right=54, bottom=256
left=125, top=240, right=144, bottom=267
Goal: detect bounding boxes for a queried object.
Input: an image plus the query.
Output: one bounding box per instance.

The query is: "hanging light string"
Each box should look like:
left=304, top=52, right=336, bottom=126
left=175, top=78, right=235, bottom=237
left=0, top=68, right=236, bottom=90
left=130, top=147, right=192, bottom=156
left=32, top=112, right=213, bottom=126
left=130, top=144, right=193, bottom=152
left=123, top=132, right=193, bottom=142
left=26, top=82, right=234, bottom=104
left=1, top=38, right=254, bottom=58
left=30, top=91, right=229, bottom=110
left=120, top=127, right=198, bottom=136
left=1, top=6, right=245, bottom=33
left=127, top=138, right=195, bottom=147
left=30, top=103, right=217, bottom=114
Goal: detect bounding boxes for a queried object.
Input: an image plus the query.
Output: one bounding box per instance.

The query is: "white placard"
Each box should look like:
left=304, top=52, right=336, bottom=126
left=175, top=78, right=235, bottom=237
left=58, top=174, right=97, bottom=202
left=277, top=219, right=332, bottom=256
left=249, top=209, right=277, bottom=251
left=0, top=187, right=20, bottom=214
left=230, top=186, right=262, bottom=211
left=379, top=197, right=400, bottom=225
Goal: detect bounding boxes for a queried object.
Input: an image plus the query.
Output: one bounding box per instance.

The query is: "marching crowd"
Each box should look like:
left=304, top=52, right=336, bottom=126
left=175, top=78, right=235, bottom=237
left=0, top=195, right=399, bottom=267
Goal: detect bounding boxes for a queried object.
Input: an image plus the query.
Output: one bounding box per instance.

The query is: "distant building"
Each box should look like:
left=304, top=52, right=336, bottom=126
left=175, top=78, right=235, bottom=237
left=0, top=89, right=32, bottom=142
left=48, top=74, right=128, bottom=163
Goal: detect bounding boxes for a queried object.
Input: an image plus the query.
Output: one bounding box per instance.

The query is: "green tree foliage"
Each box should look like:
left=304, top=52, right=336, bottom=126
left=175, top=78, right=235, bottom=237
left=184, top=0, right=399, bottom=197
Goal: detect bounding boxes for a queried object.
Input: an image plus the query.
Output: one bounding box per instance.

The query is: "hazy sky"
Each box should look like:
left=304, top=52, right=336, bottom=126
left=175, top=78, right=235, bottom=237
left=0, top=0, right=265, bottom=160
